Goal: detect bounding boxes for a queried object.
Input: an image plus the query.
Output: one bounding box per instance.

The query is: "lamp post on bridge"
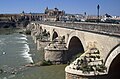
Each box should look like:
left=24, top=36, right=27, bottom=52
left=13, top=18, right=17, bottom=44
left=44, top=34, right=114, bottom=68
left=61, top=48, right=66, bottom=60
left=97, top=4, right=100, bottom=23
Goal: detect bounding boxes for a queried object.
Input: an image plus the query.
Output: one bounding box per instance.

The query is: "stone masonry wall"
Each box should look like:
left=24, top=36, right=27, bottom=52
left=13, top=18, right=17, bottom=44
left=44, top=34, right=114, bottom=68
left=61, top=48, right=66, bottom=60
left=66, top=72, right=107, bottom=79
left=44, top=50, right=67, bottom=64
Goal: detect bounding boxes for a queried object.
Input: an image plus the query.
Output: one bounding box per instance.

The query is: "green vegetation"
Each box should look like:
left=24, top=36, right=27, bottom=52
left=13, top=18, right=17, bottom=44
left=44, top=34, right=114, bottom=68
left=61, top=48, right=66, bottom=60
left=72, top=48, right=107, bottom=73
left=25, top=30, right=31, bottom=35
left=70, top=53, right=83, bottom=63
left=96, top=64, right=107, bottom=72
left=40, top=60, right=53, bottom=66
left=35, top=30, right=50, bottom=41
left=96, top=55, right=100, bottom=59
left=0, top=69, right=4, bottom=74
left=80, top=65, right=94, bottom=73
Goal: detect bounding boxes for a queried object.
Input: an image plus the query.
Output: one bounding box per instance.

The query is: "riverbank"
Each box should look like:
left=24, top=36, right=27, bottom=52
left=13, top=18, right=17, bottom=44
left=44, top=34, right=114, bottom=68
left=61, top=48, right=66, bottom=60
left=0, top=28, right=24, bottom=35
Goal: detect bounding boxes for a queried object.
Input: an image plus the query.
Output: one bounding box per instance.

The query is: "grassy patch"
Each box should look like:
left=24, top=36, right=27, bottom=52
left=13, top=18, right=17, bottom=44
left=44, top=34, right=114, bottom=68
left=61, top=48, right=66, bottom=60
left=40, top=60, right=53, bottom=66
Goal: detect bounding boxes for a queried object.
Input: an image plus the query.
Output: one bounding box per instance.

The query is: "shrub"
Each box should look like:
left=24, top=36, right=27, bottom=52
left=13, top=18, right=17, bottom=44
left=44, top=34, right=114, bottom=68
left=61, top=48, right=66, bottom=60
left=25, top=30, right=31, bottom=35
left=0, top=69, right=4, bottom=74
left=96, top=55, right=100, bottom=59
left=41, top=60, right=52, bottom=66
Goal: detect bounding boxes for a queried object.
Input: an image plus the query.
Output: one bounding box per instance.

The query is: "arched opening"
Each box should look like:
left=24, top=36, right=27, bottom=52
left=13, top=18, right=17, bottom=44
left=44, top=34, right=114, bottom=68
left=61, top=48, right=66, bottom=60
left=67, top=36, right=84, bottom=61
left=52, top=31, right=58, bottom=41
left=108, top=53, right=120, bottom=79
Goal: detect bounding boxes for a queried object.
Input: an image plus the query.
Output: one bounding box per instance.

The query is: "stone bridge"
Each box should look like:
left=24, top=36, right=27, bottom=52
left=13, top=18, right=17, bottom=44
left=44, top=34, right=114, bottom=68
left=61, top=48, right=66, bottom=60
left=27, top=21, right=120, bottom=79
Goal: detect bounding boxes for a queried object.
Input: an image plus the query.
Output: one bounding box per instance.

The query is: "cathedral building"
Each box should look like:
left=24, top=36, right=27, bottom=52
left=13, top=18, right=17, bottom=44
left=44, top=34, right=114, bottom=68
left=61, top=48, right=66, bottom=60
left=44, top=7, right=65, bottom=21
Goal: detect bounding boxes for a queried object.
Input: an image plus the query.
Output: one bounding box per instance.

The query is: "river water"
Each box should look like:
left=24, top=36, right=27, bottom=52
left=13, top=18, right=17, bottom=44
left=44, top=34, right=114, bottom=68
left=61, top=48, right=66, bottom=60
left=0, top=33, right=66, bottom=79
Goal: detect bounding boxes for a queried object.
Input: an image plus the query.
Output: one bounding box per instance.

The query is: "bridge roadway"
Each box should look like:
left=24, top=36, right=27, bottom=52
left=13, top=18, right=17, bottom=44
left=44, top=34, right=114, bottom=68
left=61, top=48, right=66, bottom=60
left=28, top=21, right=120, bottom=79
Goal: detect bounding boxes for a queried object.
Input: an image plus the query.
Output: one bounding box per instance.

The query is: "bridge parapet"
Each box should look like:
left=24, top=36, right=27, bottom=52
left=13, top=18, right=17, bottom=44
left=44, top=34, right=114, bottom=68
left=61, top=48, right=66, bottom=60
left=32, top=21, right=120, bottom=37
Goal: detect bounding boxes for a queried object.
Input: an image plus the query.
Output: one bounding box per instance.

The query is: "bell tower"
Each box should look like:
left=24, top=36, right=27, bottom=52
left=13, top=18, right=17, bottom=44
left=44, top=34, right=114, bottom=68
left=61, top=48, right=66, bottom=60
left=45, top=7, right=48, bottom=14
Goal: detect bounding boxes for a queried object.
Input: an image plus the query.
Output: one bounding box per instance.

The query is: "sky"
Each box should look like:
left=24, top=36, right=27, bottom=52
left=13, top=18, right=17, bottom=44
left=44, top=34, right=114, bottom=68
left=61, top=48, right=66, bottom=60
left=0, top=0, right=120, bottom=16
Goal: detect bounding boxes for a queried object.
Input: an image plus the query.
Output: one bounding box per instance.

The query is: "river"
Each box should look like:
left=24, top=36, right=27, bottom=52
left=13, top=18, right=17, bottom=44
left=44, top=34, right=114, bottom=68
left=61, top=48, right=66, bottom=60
left=0, top=33, right=66, bottom=79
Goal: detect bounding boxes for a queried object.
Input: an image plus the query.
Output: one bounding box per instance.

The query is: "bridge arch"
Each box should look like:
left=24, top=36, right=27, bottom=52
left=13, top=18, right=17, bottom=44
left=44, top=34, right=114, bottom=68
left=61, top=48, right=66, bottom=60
left=105, top=44, right=120, bottom=75
left=52, top=31, right=58, bottom=41
left=67, top=36, right=84, bottom=61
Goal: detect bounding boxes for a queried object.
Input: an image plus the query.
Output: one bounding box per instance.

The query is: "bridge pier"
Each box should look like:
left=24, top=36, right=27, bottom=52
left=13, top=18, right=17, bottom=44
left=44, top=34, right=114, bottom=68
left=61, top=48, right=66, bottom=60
left=37, top=39, right=50, bottom=50
left=44, top=48, right=67, bottom=64
left=65, top=46, right=107, bottom=79
left=44, top=36, right=68, bottom=64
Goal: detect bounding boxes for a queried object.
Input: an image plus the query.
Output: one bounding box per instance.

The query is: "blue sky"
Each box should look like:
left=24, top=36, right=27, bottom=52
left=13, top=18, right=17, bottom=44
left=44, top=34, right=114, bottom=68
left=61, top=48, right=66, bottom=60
left=0, top=0, right=120, bottom=16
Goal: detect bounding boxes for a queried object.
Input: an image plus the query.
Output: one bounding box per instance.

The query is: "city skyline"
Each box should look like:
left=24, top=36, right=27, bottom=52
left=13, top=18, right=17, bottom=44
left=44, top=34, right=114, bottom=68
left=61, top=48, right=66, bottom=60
left=0, top=0, right=120, bottom=16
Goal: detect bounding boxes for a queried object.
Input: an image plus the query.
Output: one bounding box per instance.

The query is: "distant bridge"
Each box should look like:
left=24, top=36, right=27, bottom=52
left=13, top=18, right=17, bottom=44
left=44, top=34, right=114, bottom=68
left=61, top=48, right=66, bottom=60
left=0, top=21, right=16, bottom=28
